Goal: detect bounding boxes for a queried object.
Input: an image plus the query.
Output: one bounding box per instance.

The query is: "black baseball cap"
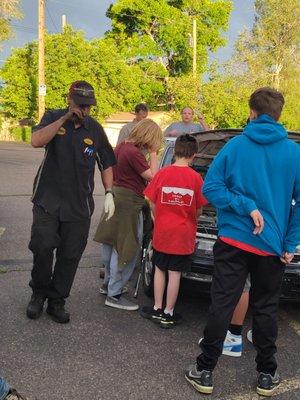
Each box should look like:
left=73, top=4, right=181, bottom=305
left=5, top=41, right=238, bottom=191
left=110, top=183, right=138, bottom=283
left=69, top=81, right=97, bottom=106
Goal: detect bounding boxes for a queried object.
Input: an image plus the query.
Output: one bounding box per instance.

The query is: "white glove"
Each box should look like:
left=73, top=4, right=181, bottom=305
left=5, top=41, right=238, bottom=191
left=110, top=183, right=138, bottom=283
left=104, top=192, right=115, bottom=221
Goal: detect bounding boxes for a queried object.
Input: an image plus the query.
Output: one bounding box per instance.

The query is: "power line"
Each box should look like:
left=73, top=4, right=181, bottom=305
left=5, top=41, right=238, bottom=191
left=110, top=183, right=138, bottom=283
left=47, top=0, right=100, bottom=12
left=10, top=24, right=37, bottom=33
left=10, top=23, right=56, bottom=35
left=45, top=1, right=59, bottom=31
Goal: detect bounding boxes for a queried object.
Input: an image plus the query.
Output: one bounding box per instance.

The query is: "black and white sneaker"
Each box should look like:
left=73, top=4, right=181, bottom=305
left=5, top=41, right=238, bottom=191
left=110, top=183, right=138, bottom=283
left=140, top=306, right=163, bottom=323
left=256, top=371, right=280, bottom=397
left=160, top=312, right=183, bottom=329
left=185, top=364, right=213, bottom=394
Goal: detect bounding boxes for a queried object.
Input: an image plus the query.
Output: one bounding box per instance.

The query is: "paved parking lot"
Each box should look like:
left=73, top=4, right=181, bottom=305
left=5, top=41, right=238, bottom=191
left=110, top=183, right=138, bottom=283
left=0, top=142, right=299, bottom=399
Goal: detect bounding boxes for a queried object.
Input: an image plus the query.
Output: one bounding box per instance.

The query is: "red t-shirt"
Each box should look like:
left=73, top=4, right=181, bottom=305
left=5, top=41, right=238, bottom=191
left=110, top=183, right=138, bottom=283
left=144, top=165, right=207, bottom=255
left=113, top=142, right=149, bottom=196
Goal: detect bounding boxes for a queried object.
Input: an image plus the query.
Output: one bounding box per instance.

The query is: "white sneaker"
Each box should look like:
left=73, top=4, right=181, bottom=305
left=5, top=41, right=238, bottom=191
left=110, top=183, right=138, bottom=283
left=105, top=295, right=139, bottom=311
left=198, top=331, right=242, bottom=357
left=247, top=329, right=253, bottom=343
left=222, top=331, right=242, bottom=357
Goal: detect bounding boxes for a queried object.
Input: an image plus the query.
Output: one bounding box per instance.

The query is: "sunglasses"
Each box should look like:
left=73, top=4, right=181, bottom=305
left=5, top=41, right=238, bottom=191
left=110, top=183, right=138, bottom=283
left=72, top=87, right=95, bottom=97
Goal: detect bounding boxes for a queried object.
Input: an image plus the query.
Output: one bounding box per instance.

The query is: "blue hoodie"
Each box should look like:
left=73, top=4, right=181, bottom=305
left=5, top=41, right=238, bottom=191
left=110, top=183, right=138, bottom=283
left=202, top=114, right=300, bottom=256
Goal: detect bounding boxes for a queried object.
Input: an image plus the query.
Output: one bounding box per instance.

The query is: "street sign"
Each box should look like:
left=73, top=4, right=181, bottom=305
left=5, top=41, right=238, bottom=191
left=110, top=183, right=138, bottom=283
left=39, top=84, right=46, bottom=96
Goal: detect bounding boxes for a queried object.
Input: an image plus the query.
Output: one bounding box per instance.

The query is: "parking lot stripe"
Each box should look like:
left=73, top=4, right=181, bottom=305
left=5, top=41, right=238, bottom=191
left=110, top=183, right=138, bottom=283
left=226, top=376, right=300, bottom=400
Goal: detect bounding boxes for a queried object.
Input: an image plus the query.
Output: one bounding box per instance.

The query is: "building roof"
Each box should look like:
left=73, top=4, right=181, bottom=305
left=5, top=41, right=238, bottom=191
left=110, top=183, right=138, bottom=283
left=105, top=111, right=169, bottom=123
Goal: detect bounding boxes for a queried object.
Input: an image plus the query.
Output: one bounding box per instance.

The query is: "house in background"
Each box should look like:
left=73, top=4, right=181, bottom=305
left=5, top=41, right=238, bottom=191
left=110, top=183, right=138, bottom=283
left=103, top=111, right=171, bottom=147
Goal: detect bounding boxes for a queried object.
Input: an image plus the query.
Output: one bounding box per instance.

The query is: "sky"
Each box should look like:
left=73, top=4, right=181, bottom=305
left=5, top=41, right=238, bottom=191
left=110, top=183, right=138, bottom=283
left=0, top=0, right=255, bottom=65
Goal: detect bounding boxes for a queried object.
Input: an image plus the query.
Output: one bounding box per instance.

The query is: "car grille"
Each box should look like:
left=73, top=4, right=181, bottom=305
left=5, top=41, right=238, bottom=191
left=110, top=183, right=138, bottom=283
left=281, top=272, right=300, bottom=299
left=290, top=253, right=300, bottom=265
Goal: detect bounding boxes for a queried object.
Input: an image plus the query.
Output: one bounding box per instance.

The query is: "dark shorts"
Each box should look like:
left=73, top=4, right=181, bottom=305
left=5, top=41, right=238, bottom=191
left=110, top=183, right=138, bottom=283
left=152, top=248, right=192, bottom=272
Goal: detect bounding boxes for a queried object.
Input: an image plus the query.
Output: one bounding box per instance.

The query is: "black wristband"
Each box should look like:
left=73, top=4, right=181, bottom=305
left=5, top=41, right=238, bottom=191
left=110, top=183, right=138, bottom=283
left=105, top=189, right=115, bottom=197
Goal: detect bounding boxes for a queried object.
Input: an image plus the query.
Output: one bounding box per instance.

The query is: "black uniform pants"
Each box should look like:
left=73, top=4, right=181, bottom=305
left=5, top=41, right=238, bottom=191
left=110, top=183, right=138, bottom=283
left=28, top=205, right=90, bottom=300
left=197, top=239, right=285, bottom=375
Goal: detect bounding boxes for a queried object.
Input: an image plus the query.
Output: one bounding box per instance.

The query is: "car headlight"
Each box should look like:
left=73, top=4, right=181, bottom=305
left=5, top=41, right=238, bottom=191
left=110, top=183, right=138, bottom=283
left=197, top=238, right=214, bottom=255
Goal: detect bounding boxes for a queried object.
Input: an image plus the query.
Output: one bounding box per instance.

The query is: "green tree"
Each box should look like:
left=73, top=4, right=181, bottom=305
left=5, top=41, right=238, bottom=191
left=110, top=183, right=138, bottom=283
left=0, top=27, right=163, bottom=121
left=0, top=43, right=37, bottom=119
left=0, top=0, right=22, bottom=45
left=201, top=74, right=251, bottom=128
left=203, top=0, right=300, bottom=130
left=232, top=0, right=300, bottom=130
left=107, top=0, right=232, bottom=76
left=234, top=0, right=300, bottom=89
left=106, top=0, right=232, bottom=109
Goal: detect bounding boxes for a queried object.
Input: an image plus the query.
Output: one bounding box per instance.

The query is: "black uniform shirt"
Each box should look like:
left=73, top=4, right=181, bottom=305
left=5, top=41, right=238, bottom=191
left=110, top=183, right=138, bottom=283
left=31, top=109, right=116, bottom=221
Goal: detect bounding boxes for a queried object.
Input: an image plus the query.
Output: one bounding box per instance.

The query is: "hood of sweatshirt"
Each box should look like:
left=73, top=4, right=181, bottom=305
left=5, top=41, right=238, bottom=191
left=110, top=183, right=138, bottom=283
left=243, top=114, right=287, bottom=144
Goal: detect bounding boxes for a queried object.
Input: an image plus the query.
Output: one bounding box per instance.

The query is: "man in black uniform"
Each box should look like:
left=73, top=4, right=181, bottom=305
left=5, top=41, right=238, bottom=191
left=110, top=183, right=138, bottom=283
left=26, top=81, right=116, bottom=323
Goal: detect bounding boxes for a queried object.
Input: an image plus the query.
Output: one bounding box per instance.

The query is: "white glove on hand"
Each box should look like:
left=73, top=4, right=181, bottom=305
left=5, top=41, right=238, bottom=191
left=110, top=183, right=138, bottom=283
left=104, top=192, right=115, bottom=221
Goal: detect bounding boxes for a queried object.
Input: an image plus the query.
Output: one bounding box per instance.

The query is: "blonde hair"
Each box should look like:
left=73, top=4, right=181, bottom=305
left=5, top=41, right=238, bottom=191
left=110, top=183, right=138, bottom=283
left=128, top=118, right=163, bottom=151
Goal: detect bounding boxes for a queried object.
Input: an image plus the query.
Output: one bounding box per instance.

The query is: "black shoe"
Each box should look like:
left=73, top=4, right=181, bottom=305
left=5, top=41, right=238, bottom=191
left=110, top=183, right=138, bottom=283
left=46, top=299, right=70, bottom=323
left=256, top=371, right=280, bottom=397
left=160, top=312, right=183, bottom=329
left=140, top=306, right=163, bottom=323
left=185, top=364, right=213, bottom=394
left=26, top=294, right=45, bottom=319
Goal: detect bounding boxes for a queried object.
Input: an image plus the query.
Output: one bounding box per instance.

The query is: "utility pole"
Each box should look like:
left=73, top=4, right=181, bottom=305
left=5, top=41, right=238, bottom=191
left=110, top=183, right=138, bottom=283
left=62, top=14, right=67, bottom=31
left=192, top=18, right=197, bottom=77
left=38, top=0, right=46, bottom=121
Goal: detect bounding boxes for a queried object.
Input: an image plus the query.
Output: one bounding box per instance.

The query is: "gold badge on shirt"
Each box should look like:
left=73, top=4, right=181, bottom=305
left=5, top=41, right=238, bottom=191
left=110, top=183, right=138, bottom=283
left=57, top=127, right=66, bottom=135
left=84, top=138, right=93, bottom=145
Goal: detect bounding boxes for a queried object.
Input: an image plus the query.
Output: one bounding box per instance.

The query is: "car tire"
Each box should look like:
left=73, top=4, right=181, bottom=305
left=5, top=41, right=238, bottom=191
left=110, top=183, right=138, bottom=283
left=142, top=240, right=154, bottom=297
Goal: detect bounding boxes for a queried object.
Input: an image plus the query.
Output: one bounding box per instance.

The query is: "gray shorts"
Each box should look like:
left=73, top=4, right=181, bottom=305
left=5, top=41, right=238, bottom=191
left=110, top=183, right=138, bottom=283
left=243, top=274, right=251, bottom=292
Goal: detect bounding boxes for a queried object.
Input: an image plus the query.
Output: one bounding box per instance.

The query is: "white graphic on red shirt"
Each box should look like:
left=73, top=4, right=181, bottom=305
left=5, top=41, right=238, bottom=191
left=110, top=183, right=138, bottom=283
left=161, top=186, right=194, bottom=206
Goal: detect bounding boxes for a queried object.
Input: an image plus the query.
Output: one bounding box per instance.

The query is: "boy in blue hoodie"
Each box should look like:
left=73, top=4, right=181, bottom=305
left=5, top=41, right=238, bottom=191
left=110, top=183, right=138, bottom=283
left=185, top=88, right=300, bottom=397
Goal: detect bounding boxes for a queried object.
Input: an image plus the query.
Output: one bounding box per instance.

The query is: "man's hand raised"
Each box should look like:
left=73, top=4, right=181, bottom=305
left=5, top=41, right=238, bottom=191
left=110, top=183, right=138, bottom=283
left=250, top=209, right=264, bottom=235
left=63, top=106, right=85, bottom=123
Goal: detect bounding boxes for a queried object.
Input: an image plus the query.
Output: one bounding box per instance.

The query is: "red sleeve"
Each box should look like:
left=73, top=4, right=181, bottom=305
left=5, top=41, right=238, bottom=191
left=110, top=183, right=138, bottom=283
left=144, top=172, right=160, bottom=203
left=126, top=146, right=149, bottom=175
left=195, top=175, right=208, bottom=208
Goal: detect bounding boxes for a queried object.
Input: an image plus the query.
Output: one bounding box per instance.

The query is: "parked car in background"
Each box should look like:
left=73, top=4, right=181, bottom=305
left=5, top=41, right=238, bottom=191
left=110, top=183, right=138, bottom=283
left=142, top=129, right=300, bottom=302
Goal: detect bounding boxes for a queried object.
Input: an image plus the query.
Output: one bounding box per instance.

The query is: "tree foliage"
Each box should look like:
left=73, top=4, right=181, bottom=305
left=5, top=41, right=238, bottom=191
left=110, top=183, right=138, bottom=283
left=107, top=0, right=232, bottom=76
left=0, top=0, right=22, bottom=45
left=0, top=27, right=165, bottom=121
left=202, top=0, right=300, bottom=130
left=0, top=0, right=232, bottom=122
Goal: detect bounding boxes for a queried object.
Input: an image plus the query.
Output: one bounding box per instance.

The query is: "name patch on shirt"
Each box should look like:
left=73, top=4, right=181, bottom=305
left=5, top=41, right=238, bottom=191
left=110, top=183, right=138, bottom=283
left=57, top=127, right=66, bottom=135
left=161, top=187, right=194, bottom=206
left=84, top=138, right=93, bottom=145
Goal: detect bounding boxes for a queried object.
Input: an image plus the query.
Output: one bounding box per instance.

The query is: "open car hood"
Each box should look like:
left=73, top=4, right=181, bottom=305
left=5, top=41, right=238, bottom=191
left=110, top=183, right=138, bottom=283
left=191, top=129, right=241, bottom=176
left=190, top=128, right=300, bottom=175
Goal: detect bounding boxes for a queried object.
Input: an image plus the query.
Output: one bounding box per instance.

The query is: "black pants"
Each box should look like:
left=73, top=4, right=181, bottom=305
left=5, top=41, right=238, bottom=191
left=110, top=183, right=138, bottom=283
left=197, top=239, right=285, bottom=375
left=28, top=205, right=90, bottom=300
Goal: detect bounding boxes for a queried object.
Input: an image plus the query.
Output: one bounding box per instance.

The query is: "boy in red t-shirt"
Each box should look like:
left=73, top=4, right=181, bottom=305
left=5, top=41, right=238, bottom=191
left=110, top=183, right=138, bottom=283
left=140, top=134, right=207, bottom=328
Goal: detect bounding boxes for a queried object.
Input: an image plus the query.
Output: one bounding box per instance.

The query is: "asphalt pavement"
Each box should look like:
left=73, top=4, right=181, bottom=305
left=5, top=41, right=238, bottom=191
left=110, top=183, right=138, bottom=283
left=0, top=141, right=299, bottom=400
